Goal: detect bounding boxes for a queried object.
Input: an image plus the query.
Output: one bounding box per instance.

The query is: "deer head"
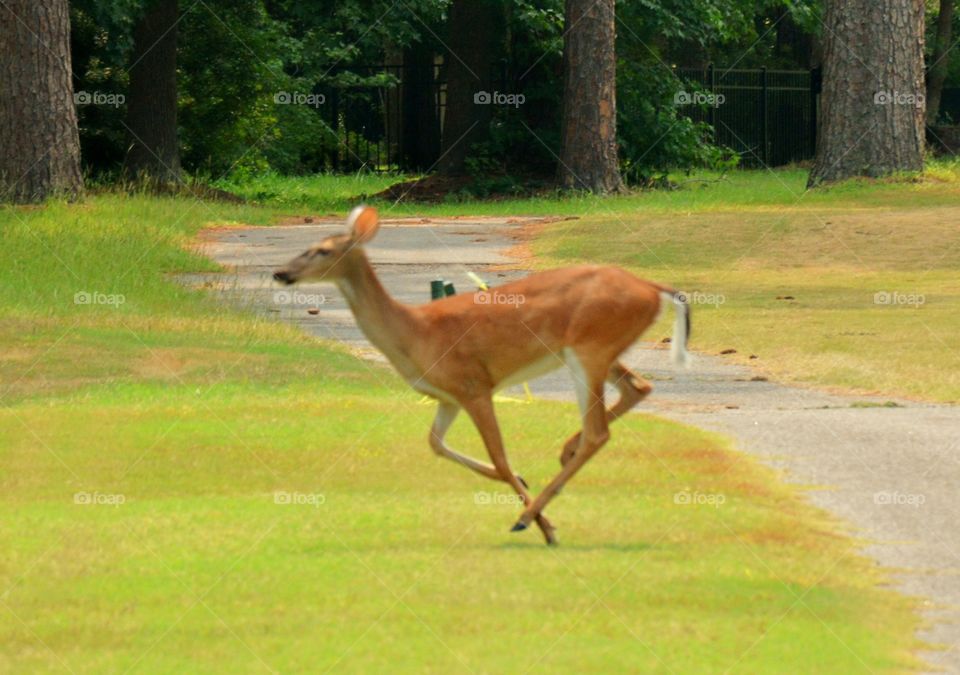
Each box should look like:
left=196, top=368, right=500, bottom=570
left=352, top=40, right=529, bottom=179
left=272, top=205, right=380, bottom=285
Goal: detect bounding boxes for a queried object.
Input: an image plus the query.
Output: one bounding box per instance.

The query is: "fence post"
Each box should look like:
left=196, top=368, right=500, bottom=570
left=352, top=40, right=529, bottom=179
left=760, top=66, right=769, bottom=166
left=330, top=86, right=340, bottom=172
left=809, top=66, right=821, bottom=157
left=707, top=63, right=716, bottom=133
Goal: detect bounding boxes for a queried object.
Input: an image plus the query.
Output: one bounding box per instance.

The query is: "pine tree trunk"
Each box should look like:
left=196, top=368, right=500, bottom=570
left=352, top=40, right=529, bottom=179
left=123, top=0, right=181, bottom=183
left=0, top=0, right=83, bottom=203
left=400, top=41, right=440, bottom=172
left=558, top=0, right=622, bottom=194
left=926, top=0, right=955, bottom=125
left=438, top=0, right=504, bottom=176
left=808, top=0, right=925, bottom=187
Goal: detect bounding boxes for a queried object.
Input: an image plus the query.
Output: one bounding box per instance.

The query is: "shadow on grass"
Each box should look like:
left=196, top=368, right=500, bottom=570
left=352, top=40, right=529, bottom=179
left=495, top=540, right=659, bottom=553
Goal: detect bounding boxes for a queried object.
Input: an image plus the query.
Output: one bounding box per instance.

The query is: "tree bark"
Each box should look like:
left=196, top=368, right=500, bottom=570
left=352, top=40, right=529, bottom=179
left=558, top=0, right=622, bottom=193
left=808, top=0, right=925, bottom=187
left=774, top=6, right=816, bottom=68
left=0, top=0, right=83, bottom=203
left=123, top=0, right=181, bottom=183
left=926, top=0, right=955, bottom=125
left=437, top=0, right=504, bottom=176
left=400, top=41, right=441, bottom=172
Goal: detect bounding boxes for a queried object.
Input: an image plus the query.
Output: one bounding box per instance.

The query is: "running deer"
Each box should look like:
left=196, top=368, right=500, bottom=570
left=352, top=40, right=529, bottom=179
left=273, top=206, right=691, bottom=545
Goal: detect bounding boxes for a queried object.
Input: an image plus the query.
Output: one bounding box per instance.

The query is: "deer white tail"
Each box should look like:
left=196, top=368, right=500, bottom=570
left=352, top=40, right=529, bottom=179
left=660, top=291, right=691, bottom=368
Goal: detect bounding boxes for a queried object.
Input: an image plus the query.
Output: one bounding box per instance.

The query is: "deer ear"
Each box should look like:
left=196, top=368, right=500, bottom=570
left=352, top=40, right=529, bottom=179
left=347, top=205, right=380, bottom=244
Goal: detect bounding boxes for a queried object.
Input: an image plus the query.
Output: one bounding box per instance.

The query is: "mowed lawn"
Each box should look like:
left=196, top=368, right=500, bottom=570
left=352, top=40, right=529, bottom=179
left=0, top=190, right=925, bottom=672
left=521, top=167, right=960, bottom=403
left=224, top=165, right=960, bottom=402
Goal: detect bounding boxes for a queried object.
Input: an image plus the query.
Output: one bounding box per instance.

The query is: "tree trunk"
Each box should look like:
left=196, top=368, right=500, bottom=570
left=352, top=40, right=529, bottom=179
left=123, top=0, right=181, bottom=183
left=926, top=0, right=955, bottom=125
left=400, top=41, right=440, bottom=172
left=808, top=0, right=925, bottom=187
left=774, top=7, right=816, bottom=68
left=558, top=0, right=622, bottom=193
left=0, top=0, right=83, bottom=203
left=384, top=42, right=403, bottom=167
left=438, top=0, right=504, bottom=176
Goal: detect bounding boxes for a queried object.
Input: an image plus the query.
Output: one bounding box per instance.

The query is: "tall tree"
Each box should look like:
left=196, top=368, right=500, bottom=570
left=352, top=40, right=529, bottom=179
left=558, top=0, right=622, bottom=193
left=808, top=0, right=925, bottom=187
left=401, top=40, right=441, bottom=171
left=123, top=0, right=181, bottom=183
left=0, top=0, right=83, bottom=203
left=438, top=0, right=505, bottom=175
left=926, top=0, right=955, bottom=125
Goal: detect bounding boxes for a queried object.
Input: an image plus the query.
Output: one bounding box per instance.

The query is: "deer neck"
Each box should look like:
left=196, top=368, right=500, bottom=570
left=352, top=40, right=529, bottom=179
left=335, top=254, right=422, bottom=377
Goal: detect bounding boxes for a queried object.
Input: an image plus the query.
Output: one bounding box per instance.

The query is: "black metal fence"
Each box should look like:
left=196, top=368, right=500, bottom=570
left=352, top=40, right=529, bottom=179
left=315, top=64, right=434, bottom=173
left=674, top=65, right=819, bottom=168
left=939, top=87, right=960, bottom=124
left=311, top=63, right=819, bottom=174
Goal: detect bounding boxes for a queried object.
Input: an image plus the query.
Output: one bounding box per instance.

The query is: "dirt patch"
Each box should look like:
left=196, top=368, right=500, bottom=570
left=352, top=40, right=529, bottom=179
left=0, top=347, right=39, bottom=363
left=191, top=223, right=258, bottom=260
left=193, top=223, right=254, bottom=243
left=370, top=175, right=473, bottom=203
left=135, top=349, right=204, bottom=379
left=368, top=173, right=556, bottom=203
left=133, top=347, right=252, bottom=380
left=492, top=216, right=580, bottom=268
left=274, top=215, right=342, bottom=226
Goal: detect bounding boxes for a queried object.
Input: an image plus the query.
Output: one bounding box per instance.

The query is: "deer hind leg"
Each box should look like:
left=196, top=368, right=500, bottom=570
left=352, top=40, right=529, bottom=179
left=515, top=351, right=612, bottom=533
left=561, top=361, right=651, bottom=467
left=459, top=395, right=556, bottom=545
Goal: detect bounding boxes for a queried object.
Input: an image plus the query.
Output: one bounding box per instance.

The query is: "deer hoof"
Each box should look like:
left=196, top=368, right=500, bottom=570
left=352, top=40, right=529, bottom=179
left=510, top=521, right=528, bottom=532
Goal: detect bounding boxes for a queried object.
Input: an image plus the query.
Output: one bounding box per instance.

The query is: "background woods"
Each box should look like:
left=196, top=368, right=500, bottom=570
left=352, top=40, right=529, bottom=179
left=1, top=1, right=958, bottom=201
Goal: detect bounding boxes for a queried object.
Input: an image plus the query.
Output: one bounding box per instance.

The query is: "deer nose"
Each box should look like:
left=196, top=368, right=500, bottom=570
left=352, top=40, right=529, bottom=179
left=273, top=270, right=293, bottom=285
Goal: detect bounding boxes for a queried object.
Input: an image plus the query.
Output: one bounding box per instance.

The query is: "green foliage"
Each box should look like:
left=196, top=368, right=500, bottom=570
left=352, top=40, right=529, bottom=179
left=618, top=67, right=737, bottom=183
left=479, top=0, right=759, bottom=184
left=177, top=1, right=289, bottom=176
left=70, top=0, right=140, bottom=175
left=69, top=0, right=832, bottom=182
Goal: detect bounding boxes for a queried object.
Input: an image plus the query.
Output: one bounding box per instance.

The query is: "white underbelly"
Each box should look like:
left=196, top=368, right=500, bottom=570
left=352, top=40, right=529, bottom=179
left=495, top=354, right=565, bottom=391
left=408, top=378, right=457, bottom=403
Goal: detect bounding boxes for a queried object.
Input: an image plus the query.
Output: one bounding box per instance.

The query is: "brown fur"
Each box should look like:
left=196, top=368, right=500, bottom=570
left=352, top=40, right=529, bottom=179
left=274, top=207, right=680, bottom=545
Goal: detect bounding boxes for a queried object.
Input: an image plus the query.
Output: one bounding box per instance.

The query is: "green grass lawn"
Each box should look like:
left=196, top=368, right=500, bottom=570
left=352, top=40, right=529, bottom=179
left=0, top=189, right=928, bottom=672
left=219, top=165, right=960, bottom=401
left=523, top=168, right=960, bottom=403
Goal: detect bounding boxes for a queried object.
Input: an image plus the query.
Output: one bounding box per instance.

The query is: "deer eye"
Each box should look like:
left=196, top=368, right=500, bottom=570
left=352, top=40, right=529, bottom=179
left=311, top=247, right=331, bottom=257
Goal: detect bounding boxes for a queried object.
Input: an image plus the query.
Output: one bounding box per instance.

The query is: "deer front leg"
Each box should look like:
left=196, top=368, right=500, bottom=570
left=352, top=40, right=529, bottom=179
left=460, top=395, right=557, bottom=545
left=429, top=402, right=503, bottom=480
